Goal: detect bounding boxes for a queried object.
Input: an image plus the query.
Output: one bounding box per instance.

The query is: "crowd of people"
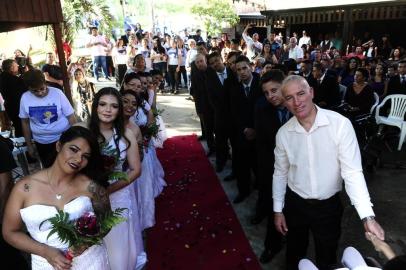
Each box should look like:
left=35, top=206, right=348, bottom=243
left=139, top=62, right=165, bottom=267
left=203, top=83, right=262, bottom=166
left=0, top=33, right=168, bottom=268
left=0, top=22, right=406, bottom=270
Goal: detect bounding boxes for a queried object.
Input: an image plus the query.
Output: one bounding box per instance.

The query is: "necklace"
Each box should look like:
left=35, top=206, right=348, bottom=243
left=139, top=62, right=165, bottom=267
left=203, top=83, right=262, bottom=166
left=46, top=169, right=67, bottom=200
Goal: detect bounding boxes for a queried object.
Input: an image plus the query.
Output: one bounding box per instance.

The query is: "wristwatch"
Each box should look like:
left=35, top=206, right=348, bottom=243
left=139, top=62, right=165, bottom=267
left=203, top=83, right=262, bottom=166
left=362, top=216, right=375, bottom=222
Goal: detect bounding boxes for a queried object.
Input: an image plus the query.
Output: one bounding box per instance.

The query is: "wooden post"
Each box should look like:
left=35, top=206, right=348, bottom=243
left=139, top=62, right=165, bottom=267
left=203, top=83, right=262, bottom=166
left=52, top=23, right=72, bottom=104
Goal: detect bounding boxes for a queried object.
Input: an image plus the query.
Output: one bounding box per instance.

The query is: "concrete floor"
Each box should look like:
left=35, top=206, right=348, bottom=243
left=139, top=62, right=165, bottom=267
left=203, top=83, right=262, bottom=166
left=156, top=90, right=406, bottom=270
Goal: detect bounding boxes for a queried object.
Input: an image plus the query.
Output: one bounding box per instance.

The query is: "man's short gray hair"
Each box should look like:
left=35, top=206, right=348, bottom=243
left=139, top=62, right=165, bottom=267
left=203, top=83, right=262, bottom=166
left=280, top=75, right=310, bottom=94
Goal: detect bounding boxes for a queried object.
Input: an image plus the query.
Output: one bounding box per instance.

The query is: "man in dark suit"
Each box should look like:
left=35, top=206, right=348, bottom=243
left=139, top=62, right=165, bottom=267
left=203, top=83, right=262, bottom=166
left=311, top=62, right=340, bottom=109
left=121, top=28, right=132, bottom=46
left=206, top=52, right=233, bottom=172
left=190, top=53, right=215, bottom=154
left=254, top=69, right=287, bottom=263
left=299, top=60, right=316, bottom=86
left=227, top=55, right=263, bottom=203
left=387, top=60, right=406, bottom=95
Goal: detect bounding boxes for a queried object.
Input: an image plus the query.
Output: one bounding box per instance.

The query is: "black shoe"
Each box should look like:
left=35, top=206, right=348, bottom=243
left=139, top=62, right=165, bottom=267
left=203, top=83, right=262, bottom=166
left=198, top=135, right=206, bottom=141
left=223, top=173, right=235, bottom=182
left=259, top=248, right=281, bottom=264
left=233, top=193, right=248, bottom=204
left=174, top=90, right=179, bottom=94
left=250, top=214, right=266, bottom=225
left=215, top=163, right=225, bottom=173
left=106, top=77, right=112, bottom=81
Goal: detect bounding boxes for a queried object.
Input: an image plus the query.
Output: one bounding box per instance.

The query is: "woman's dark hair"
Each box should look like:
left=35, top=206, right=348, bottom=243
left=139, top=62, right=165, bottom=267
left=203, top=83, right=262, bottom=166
left=356, top=67, right=369, bottom=80
left=121, top=90, right=144, bottom=108
left=89, top=87, right=130, bottom=161
left=58, top=126, right=108, bottom=187
left=120, top=72, right=141, bottom=93
left=153, top=37, right=166, bottom=54
left=1, top=59, right=16, bottom=72
left=21, top=69, right=45, bottom=88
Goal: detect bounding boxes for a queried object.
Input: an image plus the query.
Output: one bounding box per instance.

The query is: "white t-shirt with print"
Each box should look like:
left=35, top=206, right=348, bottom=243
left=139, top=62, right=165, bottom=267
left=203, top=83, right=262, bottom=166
left=19, top=87, right=74, bottom=144
left=167, top=48, right=179, bottom=65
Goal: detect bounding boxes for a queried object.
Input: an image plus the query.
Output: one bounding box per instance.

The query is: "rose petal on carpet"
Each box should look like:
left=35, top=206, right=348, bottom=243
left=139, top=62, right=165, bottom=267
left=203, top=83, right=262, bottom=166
left=147, top=135, right=262, bottom=270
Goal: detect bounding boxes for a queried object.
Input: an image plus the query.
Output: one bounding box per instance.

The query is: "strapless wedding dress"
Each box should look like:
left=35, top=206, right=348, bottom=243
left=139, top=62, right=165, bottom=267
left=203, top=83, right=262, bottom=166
left=20, top=196, right=110, bottom=270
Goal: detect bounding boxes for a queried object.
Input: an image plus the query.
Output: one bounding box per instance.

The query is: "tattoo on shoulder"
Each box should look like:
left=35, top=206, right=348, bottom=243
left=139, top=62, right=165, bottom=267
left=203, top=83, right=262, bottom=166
left=23, top=183, right=30, bottom=192
left=87, top=181, right=110, bottom=215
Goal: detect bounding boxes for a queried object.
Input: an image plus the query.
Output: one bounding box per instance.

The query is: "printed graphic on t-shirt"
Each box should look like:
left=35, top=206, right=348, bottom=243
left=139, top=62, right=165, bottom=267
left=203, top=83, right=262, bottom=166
left=141, top=50, right=150, bottom=59
left=29, top=105, right=58, bottom=124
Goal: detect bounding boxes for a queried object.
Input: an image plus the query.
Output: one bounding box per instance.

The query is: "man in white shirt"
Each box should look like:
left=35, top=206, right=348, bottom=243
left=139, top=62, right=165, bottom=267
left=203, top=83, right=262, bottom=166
left=242, top=24, right=262, bottom=62
left=273, top=75, right=385, bottom=270
left=288, top=37, right=303, bottom=63
left=86, top=27, right=110, bottom=81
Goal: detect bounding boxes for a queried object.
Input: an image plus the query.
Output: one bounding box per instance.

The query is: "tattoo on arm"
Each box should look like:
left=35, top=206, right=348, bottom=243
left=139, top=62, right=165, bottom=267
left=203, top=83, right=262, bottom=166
left=23, top=183, right=30, bottom=192
left=87, top=181, right=111, bottom=215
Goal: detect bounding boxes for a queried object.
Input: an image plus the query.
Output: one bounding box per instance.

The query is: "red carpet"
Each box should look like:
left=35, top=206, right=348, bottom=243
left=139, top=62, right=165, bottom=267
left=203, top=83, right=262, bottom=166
left=147, top=135, right=262, bottom=270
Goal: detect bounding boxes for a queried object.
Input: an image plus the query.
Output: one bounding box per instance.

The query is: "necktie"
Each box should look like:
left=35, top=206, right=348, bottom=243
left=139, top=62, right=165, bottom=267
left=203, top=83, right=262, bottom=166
left=217, top=72, right=224, bottom=85
left=402, top=75, right=406, bottom=85
left=317, top=79, right=321, bottom=86
left=244, top=86, right=250, bottom=96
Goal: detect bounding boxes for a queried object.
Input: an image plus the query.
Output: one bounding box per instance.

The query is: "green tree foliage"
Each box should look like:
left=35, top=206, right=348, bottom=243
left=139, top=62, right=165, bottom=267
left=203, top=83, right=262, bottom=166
left=61, top=0, right=116, bottom=45
left=191, top=0, right=239, bottom=36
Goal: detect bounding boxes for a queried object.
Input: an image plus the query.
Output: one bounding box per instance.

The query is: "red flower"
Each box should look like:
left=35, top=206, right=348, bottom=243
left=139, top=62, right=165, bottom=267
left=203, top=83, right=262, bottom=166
left=101, top=154, right=116, bottom=171
left=75, top=212, right=100, bottom=237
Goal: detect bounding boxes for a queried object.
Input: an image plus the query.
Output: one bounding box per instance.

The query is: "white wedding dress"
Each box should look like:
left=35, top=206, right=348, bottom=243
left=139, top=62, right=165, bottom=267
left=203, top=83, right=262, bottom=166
left=102, top=132, right=138, bottom=270
left=131, top=103, right=166, bottom=229
left=20, top=196, right=110, bottom=270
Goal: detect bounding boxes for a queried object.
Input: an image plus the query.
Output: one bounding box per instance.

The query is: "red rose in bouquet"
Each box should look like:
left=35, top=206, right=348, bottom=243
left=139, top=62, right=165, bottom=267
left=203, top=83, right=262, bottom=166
left=101, top=154, right=117, bottom=171
left=76, top=212, right=100, bottom=237
left=40, top=208, right=126, bottom=261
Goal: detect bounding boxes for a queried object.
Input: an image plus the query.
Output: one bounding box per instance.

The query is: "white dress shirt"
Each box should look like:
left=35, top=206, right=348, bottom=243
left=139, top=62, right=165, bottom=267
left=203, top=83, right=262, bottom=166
left=273, top=107, right=374, bottom=219
left=216, top=68, right=227, bottom=85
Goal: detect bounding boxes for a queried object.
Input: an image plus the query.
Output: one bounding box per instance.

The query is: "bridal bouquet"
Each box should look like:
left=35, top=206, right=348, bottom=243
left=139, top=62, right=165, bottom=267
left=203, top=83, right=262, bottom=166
left=140, top=121, right=160, bottom=151
left=40, top=208, right=126, bottom=260
left=100, top=143, right=128, bottom=182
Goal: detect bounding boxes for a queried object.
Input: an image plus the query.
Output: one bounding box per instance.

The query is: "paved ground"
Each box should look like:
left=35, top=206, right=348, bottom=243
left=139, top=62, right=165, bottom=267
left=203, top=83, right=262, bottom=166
left=156, top=90, right=406, bottom=269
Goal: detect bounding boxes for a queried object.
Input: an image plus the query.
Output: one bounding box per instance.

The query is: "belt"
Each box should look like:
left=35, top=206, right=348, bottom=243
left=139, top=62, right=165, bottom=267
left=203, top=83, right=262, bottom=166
left=287, top=187, right=340, bottom=205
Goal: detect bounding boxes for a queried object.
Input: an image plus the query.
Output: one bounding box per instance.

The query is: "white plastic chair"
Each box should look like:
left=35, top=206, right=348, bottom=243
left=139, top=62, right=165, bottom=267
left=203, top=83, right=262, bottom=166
left=339, top=84, right=347, bottom=104
left=370, top=92, right=379, bottom=114
left=375, top=94, right=406, bottom=150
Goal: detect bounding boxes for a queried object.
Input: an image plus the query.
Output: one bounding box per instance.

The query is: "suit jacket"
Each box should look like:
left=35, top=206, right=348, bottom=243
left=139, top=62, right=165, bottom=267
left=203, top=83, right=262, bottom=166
left=227, top=72, right=263, bottom=133
left=387, top=75, right=406, bottom=95
left=311, top=74, right=341, bottom=108
left=206, top=67, right=233, bottom=118
left=254, top=97, right=285, bottom=176
left=190, top=65, right=213, bottom=115
left=300, top=71, right=317, bottom=87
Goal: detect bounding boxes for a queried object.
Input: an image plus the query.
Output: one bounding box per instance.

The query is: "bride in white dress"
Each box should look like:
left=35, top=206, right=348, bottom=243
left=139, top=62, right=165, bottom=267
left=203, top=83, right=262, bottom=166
left=2, top=126, right=112, bottom=270
left=85, top=87, right=141, bottom=270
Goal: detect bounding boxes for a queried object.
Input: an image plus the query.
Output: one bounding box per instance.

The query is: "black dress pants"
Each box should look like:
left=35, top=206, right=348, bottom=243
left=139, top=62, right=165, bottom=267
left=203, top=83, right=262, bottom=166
left=35, top=141, right=57, bottom=168
left=214, top=115, right=229, bottom=167
left=199, top=111, right=215, bottom=151
left=232, top=135, right=257, bottom=196
left=284, top=188, right=343, bottom=270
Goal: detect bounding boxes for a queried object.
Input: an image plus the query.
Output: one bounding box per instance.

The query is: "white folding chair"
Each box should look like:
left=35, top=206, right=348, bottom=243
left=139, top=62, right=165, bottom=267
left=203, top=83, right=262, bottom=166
left=370, top=92, right=380, bottom=114
left=375, top=94, right=406, bottom=151
left=339, top=84, right=347, bottom=104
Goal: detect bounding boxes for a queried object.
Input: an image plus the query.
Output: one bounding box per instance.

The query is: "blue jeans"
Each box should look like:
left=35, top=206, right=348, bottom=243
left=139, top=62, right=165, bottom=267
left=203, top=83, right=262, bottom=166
left=93, top=56, right=108, bottom=79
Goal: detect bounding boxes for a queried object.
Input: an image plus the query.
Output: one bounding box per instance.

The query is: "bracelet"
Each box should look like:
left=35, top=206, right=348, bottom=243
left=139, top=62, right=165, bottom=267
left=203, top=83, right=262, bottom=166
left=362, top=216, right=375, bottom=222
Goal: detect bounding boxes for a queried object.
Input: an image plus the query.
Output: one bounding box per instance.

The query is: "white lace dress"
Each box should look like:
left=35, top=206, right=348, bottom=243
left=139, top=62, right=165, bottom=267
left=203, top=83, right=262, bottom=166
left=147, top=89, right=168, bottom=148
left=101, top=133, right=138, bottom=270
left=20, top=196, right=109, bottom=270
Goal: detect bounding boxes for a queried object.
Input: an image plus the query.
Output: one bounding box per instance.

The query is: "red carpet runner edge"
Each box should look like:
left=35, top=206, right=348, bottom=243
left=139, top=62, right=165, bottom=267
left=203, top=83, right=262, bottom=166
left=147, top=135, right=262, bottom=270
